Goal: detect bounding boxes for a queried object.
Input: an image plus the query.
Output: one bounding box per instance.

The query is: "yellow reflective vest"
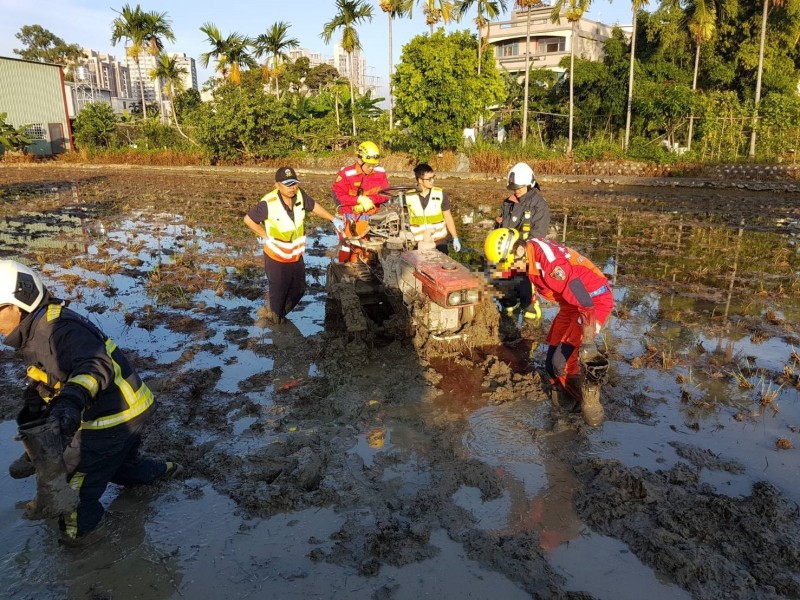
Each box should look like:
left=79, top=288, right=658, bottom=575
left=260, top=189, right=307, bottom=263
left=405, top=188, right=448, bottom=242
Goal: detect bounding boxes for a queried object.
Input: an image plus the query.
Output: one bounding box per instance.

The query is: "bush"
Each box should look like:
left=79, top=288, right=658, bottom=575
left=74, top=102, right=118, bottom=149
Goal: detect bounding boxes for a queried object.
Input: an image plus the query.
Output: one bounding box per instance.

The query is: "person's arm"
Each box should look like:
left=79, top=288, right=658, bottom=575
left=332, top=169, right=359, bottom=210
left=363, top=169, right=390, bottom=204
left=525, top=194, right=551, bottom=239
left=243, top=214, right=268, bottom=240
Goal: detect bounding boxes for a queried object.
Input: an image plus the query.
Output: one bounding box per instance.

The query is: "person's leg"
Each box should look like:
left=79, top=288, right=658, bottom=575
left=110, top=416, right=167, bottom=486
left=61, top=431, right=129, bottom=539
left=282, top=257, right=307, bottom=316
left=263, top=255, right=291, bottom=320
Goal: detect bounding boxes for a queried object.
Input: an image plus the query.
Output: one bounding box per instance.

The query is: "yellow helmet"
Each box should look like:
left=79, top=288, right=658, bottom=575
left=484, top=228, right=521, bottom=269
left=357, top=141, right=381, bottom=164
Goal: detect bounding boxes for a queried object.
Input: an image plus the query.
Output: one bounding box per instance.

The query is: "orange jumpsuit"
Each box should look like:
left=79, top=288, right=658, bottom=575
left=524, top=238, right=613, bottom=388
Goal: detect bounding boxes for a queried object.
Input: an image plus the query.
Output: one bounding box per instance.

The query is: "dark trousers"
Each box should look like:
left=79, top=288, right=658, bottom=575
left=62, top=410, right=165, bottom=538
left=264, top=254, right=306, bottom=319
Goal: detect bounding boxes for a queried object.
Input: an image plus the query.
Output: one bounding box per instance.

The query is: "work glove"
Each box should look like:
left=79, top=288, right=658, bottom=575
left=522, top=299, right=542, bottom=327
left=257, top=236, right=268, bottom=246
left=579, top=316, right=601, bottom=362
left=332, top=217, right=345, bottom=233
left=354, top=196, right=375, bottom=214
left=452, top=237, right=462, bottom=253
left=47, top=394, right=82, bottom=449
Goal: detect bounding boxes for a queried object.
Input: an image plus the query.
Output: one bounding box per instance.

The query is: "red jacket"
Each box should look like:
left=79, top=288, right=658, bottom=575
left=332, top=162, right=390, bottom=215
left=525, top=238, right=611, bottom=319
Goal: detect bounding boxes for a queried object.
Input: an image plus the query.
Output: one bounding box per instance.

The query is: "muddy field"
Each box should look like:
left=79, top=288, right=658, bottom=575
left=1, top=163, right=799, bottom=599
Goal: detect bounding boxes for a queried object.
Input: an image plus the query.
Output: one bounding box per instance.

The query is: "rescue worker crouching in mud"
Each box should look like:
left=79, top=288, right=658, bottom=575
left=405, top=163, right=461, bottom=254
left=0, top=260, right=181, bottom=545
left=484, top=229, right=613, bottom=426
left=496, top=162, right=551, bottom=325
left=244, top=166, right=343, bottom=324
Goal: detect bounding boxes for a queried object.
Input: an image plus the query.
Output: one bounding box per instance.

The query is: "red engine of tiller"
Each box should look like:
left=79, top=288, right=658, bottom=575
left=401, top=250, right=482, bottom=308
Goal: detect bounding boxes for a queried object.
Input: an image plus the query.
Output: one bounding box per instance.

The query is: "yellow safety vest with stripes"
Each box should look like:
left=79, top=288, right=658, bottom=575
left=260, top=189, right=306, bottom=263
left=405, top=188, right=448, bottom=242
left=26, top=304, right=154, bottom=431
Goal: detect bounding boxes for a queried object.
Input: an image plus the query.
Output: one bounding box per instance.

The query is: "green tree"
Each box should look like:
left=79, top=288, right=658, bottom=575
left=321, top=0, right=374, bottom=137
left=456, top=0, right=508, bottom=77
left=13, top=25, right=83, bottom=69
left=173, top=88, right=202, bottom=120
left=73, top=102, right=118, bottom=149
left=418, top=0, right=457, bottom=33
left=150, top=53, right=197, bottom=144
left=380, top=0, right=414, bottom=130
left=623, top=0, right=651, bottom=152
left=254, top=21, right=300, bottom=94
left=111, top=4, right=175, bottom=119
left=515, top=0, right=541, bottom=143
left=393, top=30, right=505, bottom=155
left=635, top=80, right=693, bottom=145
left=684, top=0, right=717, bottom=149
left=189, top=85, right=292, bottom=161
left=305, top=63, right=342, bottom=92
left=551, top=0, right=592, bottom=154
left=0, top=113, right=32, bottom=154
left=199, top=23, right=256, bottom=85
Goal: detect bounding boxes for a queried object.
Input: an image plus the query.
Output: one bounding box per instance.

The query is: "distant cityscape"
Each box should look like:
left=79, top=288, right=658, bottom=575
left=63, top=44, right=380, bottom=119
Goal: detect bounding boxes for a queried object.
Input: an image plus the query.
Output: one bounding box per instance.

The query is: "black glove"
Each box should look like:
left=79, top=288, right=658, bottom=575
left=17, top=386, right=45, bottom=425
left=47, top=394, right=83, bottom=447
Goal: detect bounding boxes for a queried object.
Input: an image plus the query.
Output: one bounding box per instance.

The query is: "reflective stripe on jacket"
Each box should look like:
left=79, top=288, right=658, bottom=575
left=405, top=188, right=447, bottom=242
left=17, top=303, right=154, bottom=431
left=260, top=189, right=306, bottom=263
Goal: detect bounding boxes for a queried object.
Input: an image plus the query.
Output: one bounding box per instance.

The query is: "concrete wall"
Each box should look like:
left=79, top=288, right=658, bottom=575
left=0, top=56, right=73, bottom=155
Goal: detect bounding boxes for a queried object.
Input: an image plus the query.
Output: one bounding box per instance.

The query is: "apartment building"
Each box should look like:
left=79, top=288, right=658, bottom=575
left=485, top=5, right=617, bottom=77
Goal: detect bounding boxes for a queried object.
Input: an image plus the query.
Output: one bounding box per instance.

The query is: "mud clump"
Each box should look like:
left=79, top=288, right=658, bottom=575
left=481, top=355, right=548, bottom=405
left=574, top=458, right=800, bottom=599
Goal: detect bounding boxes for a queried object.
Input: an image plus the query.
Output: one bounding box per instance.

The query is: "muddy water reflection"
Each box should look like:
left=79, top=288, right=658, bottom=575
left=0, top=179, right=799, bottom=599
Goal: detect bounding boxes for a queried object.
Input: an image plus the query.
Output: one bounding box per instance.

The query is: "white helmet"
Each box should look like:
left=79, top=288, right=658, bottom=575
left=0, top=260, right=45, bottom=313
left=507, top=162, right=535, bottom=190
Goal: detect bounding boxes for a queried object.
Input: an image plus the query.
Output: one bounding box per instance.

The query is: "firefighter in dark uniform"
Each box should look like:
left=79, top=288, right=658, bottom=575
left=0, top=260, right=180, bottom=544
left=495, top=162, right=551, bottom=324
left=244, top=166, right=343, bottom=324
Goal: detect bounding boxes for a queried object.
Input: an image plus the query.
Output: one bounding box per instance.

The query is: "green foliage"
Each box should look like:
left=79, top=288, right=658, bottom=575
left=634, top=81, right=693, bottom=145
left=189, top=84, right=292, bottom=161
left=0, top=113, right=32, bottom=153
left=393, top=30, right=505, bottom=156
left=74, top=103, right=118, bottom=149
left=137, top=120, right=183, bottom=149
left=757, top=93, right=800, bottom=157
left=173, top=89, right=202, bottom=120
left=13, top=25, right=83, bottom=66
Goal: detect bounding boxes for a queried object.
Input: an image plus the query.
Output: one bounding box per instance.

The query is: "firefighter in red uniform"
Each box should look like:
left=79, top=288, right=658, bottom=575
left=332, top=141, right=390, bottom=219
left=485, top=229, right=613, bottom=426
left=245, top=167, right=343, bottom=323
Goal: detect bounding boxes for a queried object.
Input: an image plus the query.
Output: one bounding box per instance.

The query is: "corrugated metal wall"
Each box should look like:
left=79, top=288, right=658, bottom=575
left=0, top=57, right=71, bottom=155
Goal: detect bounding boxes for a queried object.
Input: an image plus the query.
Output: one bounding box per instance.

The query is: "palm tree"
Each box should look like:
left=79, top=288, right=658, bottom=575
left=747, top=0, right=791, bottom=159
left=623, top=0, right=650, bottom=152
left=684, top=0, right=716, bottom=150
left=551, top=0, right=591, bottom=154
left=456, top=0, right=508, bottom=77
left=199, top=23, right=256, bottom=85
left=112, top=4, right=175, bottom=120
left=254, top=21, right=300, bottom=95
left=380, top=0, right=414, bottom=131
left=418, top=0, right=457, bottom=34
left=321, top=0, right=374, bottom=137
left=517, top=0, right=541, bottom=144
left=150, top=53, right=197, bottom=144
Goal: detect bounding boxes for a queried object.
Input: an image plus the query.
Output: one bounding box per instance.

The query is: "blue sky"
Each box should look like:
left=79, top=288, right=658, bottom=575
left=1, top=0, right=633, bottom=93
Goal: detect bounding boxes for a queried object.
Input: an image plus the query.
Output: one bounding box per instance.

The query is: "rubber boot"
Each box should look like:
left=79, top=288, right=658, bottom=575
left=580, top=379, right=605, bottom=427
left=17, top=418, right=78, bottom=520
left=8, top=452, right=36, bottom=479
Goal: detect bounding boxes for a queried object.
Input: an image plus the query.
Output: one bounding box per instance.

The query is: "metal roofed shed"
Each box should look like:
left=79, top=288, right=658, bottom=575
left=0, top=56, right=74, bottom=156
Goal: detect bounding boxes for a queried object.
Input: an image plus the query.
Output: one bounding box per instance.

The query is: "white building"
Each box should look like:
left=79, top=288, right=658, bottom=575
left=485, top=5, right=618, bottom=77
left=169, top=52, right=198, bottom=93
